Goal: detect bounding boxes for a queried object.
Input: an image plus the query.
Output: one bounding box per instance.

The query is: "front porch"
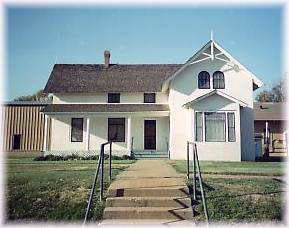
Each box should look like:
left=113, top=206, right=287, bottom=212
left=42, top=104, right=170, bottom=158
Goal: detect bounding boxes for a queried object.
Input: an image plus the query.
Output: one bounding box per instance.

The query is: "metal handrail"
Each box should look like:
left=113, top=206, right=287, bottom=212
left=83, top=141, right=112, bottom=225
left=187, top=141, right=209, bottom=224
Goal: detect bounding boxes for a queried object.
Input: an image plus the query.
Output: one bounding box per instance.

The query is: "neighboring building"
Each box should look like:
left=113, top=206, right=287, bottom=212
left=254, top=102, right=287, bottom=153
left=1, top=101, right=51, bottom=152
left=42, top=38, right=263, bottom=161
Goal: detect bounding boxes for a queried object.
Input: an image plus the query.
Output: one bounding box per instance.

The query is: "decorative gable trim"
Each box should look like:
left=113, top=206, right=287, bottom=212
left=162, top=39, right=263, bottom=91
left=183, top=90, right=248, bottom=109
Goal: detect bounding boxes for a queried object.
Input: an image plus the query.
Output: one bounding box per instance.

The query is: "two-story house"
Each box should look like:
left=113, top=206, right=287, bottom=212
left=42, top=38, right=263, bottom=161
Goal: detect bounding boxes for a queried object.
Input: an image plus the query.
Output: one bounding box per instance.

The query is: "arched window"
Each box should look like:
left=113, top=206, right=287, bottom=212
left=213, top=71, right=225, bottom=89
left=198, top=71, right=210, bottom=89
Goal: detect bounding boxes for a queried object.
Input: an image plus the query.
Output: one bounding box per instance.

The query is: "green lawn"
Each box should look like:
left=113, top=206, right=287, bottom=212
left=6, top=154, right=135, bottom=222
left=168, top=160, right=285, bottom=223
left=169, top=160, right=285, bottom=176
left=189, top=177, right=284, bottom=223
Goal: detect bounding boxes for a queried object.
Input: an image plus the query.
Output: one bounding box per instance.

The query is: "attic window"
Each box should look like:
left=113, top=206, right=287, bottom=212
left=144, top=93, right=156, bottom=103
left=213, top=71, right=225, bottom=89
left=198, top=71, right=210, bottom=89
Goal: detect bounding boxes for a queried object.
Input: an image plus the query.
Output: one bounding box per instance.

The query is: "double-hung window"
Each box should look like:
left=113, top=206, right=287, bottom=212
left=71, top=118, right=83, bottom=142
left=108, top=118, right=125, bottom=142
left=144, top=93, right=156, bottom=103
left=108, top=93, right=120, bottom=103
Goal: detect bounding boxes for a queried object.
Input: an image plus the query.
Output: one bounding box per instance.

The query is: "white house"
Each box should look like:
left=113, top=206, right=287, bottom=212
left=42, top=38, right=263, bottom=161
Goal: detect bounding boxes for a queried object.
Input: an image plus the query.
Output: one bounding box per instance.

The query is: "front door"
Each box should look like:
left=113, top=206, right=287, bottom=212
left=144, top=120, right=156, bottom=150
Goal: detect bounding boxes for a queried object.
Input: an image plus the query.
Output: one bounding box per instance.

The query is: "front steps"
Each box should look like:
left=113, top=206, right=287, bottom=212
left=102, top=160, right=194, bottom=224
left=133, top=151, right=169, bottom=159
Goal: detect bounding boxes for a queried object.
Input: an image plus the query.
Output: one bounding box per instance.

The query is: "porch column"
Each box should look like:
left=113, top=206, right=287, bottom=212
left=127, top=116, right=132, bottom=152
left=265, top=121, right=269, bottom=144
left=43, top=114, right=48, bottom=151
left=86, top=117, right=90, bottom=151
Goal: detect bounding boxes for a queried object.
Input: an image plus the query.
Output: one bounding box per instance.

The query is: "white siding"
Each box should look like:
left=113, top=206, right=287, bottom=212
left=169, top=58, right=254, bottom=161
left=53, top=92, right=168, bottom=104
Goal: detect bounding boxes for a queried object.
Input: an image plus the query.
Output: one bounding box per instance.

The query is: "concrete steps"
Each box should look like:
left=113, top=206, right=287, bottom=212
left=106, top=196, right=191, bottom=208
left=133, top=151, right=169, bottom=159
left=107, top=186, right=189, bottom=197
left=103, top=207, right=194, bottom=220
left=102, top=160, right=194, bottom=223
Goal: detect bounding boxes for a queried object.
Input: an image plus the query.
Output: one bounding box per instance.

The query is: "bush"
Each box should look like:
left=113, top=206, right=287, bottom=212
left=34, top=153, right=135, bottom=161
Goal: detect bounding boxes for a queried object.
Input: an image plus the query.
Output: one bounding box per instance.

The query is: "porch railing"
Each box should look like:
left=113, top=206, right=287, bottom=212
left=187, top=141, right=209, bottom=224
left=83, top=141, right=112, bottom=225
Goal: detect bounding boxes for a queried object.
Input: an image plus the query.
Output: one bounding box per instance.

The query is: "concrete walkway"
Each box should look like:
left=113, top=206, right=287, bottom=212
left=101, top=160, right=194, bottom=225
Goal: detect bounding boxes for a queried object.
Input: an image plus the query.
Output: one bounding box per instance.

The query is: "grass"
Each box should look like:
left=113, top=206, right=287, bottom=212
left=169, top=160, right=286, bottom=176
left=167, top=160, right=285, bottom=223
left=188, top=177, right=285, bottom=223
left=5, top=153, right=135, bottom=222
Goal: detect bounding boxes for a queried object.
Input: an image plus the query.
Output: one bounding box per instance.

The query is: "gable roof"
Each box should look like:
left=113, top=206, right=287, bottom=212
left=44, top=64, right=182, bottom=93
left=162, top=40, right=263, bottom=91
left=183, top=90, right=248, bottom=108
left=254, top=102, right=287, bottom=121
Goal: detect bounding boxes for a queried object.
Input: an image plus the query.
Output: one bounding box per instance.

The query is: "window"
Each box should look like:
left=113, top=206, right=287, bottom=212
left=13, top=134, right=21, bottom=150
left=198, top=71, right=210, bottom=89
left=195, top=112, right=203, bottom=142
left=213, top=71, right=225, bottom=89
left=205, top=112, right=226, bottom=142
left=108, top=93, right=120, bottom=103
left=144, top=93, right=156, bottom=103
left=108, top=118, right=125, bottom=142
left=71, top=118, right=83, bottom=142
left=227, top=113, right=236, bottom=142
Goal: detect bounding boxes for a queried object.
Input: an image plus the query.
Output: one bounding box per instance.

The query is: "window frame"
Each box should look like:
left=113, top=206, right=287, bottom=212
left=71, top=118, right=84, bottom=142
left=108, top=118, right=125, bottom=142
left=144, top=93, right=156, bottom=103
left=198, top=71, right=210, bottom=89
left=195, top=112, right=203, bottom=142
left=227, top=112, right=236, bottom=142
left=108, top=93, right=120, bottom=103
left=213, top=71, right=225, bottom=89
left=194, top=111, right=236, bottom=143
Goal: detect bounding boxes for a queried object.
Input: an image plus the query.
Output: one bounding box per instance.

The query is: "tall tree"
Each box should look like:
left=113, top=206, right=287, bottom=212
left=255, top=80, right=287, bottom=102
left=14, top=89, right=52, bottom=102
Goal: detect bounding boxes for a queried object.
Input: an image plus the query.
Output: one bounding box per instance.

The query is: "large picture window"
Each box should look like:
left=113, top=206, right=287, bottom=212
left=71, top=118, right=83, bottom=142
left=205, top=112, right=226, bottom=142
left=198, top=71, right=210, bottom=89
left=213, top=71, right=225, bottom=89
left=108, top=118, right=125, bottom=142
left=227, top=113, right=236, bottom=142
left=195, top=112, right=236, bottom=142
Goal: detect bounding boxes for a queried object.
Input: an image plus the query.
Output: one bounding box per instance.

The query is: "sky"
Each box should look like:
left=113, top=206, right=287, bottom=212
left=5, top=5, right=282, bottom=101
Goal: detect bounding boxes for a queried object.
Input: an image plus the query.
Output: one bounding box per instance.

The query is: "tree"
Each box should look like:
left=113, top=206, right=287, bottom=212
left=14, top=89, right=52, bottom=102
left=255, top=79, right=287, bottom=102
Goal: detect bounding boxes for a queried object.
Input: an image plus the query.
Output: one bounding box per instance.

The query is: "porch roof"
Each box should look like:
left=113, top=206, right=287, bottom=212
left=42, top=104, right=170, bottom=114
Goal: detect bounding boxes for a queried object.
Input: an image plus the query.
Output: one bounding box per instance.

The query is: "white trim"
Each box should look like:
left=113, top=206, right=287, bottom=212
left=44, top=111, right=170, bottom=117
left=162, top=39, right=263, bottom=91
left=43, top=115, right=48, bottom=151
left=86, top=117, right=90, bottom=151
left=183, top=90, right=248, bottom=108
left=127, top=116, right=132, bottom=152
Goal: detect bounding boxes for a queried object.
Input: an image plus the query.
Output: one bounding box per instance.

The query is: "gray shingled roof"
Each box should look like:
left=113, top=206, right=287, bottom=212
left=44, top=64, right=183, bottom=93
left=42, top=104, right=170, bottom=113
left=254, top=102, right=287, bottom=121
